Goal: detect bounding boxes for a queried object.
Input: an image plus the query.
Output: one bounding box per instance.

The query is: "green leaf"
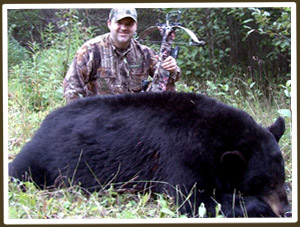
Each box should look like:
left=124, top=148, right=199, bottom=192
left=64, top=201, right=72, bottom=209
left=278, top=109, right=291, bottom=118
left=246, top=29, right=256, bottom=37
left=284, top=90, right=291, bottom=98
left=250, top=82, right=256, bottom=89
left=140, top=193, right=150, bottom=206
left=18, top=193, right=36, bottom=207
left=160, top=207, right=175, bottom=216
left=242, top=18, right=254, bottom=24
left=198, top=203, right=207, bottom=218
left=215, top=204, right=224, bottom=218
left=118, top=210, right=137, bottom=219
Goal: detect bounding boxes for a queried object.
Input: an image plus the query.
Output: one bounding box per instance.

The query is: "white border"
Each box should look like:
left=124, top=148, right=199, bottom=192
left=1, top=2, right=298, bottom=9
left=3, top=2, right=297, bottom=224
left=290, top=1, right=298, bottom=224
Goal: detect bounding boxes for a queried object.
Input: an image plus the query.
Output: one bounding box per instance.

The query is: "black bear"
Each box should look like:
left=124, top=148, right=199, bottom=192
left=9, top=92, right=291, bottom=217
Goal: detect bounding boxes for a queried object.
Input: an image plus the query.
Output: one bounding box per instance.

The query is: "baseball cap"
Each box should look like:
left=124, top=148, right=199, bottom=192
left=109, top=8, right=137, bottom=22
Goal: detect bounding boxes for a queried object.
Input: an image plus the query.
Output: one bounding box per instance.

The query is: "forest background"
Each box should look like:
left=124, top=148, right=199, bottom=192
left=6, top=7, right=293, bottom=219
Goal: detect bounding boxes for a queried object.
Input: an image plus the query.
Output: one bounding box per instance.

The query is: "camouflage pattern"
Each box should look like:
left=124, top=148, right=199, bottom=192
left=63, top=33, right=181, bottom=103
left=147, top=29, right=175, bottom=92
left=109, top=8, right=137, bottom=22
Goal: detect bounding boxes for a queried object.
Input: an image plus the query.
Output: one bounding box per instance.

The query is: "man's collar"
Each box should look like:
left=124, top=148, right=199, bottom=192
left=108, top=34, right=132, bottom=57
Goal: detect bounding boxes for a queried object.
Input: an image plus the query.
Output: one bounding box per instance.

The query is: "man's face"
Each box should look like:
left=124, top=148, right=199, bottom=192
left=107, top=17, right=137, bottom=49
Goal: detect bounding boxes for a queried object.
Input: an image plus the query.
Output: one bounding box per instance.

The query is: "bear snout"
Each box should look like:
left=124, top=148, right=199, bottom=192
left=262, top=186, right=291, bottom=217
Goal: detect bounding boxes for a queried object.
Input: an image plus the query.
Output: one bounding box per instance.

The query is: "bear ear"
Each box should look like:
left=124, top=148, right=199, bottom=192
left=219, top=150, right=248, bottom=189
left=221, top=150, right=247, bottom=166
left=267, top=117, right=285, bottom=142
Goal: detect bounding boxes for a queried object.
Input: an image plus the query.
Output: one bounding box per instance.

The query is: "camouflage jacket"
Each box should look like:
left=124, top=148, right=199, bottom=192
left=63, top=33, right=181, bottom=103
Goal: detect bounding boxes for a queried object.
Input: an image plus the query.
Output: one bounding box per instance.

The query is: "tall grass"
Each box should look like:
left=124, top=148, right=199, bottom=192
left=8, top=180, right=183, bottom=219
left=7, top=19, right=292, bottom=219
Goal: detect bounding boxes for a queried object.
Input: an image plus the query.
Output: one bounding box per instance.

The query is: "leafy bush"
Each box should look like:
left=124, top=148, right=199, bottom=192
left=8, top=27, right=30, bottom=68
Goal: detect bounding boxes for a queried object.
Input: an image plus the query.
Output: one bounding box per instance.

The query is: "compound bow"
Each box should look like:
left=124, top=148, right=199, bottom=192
left=138, top=10, right=205, bottom=92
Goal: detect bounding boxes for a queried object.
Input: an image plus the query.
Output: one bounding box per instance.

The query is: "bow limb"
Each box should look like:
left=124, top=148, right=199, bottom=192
left=138, top=26, right=161, bottom=41
left=173, top=25, right=205, bottom=46
left=138, top=25, right=205, bottom=47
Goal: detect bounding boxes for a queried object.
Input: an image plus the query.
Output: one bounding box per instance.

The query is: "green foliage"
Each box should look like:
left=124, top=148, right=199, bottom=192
left=8, top=9, right=44, bottom=45
left=8, top=180, right=181, bottom=219
left=9, top=44, right=64, bottom=113
left=243, top=8, right=291, bottom=62
left=8, top=27, right=30, bottom=68
left=7, top=10, right=98, bottom=155
left=165, top=8, right=291, bottom=108
left=9, top=178, right=229, bottom=219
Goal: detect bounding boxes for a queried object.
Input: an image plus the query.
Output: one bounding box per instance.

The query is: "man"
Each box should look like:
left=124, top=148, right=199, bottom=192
left=63, top=8, right=181, bottom=103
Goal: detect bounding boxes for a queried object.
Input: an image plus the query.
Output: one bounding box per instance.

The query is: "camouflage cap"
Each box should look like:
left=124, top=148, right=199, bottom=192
left=109, top=8, right=137, bottom=22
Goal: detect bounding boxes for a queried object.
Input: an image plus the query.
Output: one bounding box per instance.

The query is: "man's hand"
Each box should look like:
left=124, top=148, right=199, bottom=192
left=161, top=56, right=178, bottom=73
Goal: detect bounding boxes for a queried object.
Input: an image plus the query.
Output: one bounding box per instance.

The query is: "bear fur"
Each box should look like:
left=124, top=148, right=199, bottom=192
left=9, top=92, right=290, bottom=217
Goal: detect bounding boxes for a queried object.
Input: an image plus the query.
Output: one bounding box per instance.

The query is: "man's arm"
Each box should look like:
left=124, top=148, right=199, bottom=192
left=63, top=45, right=92, bottom=103
left=148, top=49, right=181, bottom=92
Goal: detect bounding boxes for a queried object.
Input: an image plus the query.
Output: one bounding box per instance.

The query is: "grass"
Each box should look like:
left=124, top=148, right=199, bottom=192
left=8, top=181, right=183, bottom=219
